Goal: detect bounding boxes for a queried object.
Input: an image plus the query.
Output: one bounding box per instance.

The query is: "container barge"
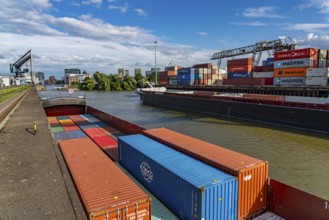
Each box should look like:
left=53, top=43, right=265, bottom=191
left=137, top=88, right=329, bottom=135
left=41, top=96, right=329, bottom=220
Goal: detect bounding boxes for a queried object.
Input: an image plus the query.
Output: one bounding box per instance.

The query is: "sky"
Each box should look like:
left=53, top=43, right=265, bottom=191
left=1, top=0, right=329, bottom=79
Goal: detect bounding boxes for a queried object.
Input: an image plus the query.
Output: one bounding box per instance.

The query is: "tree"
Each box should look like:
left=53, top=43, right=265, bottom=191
left=83, top=77, right=95, bottom=91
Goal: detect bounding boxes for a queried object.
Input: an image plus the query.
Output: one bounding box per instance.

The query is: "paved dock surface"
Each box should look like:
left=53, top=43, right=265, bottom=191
left=0, top=89, right=78, bottom=219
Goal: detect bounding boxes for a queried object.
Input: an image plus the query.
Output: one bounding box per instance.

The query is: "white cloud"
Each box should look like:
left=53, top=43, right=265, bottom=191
left=283, top=23, right=329, bottom=32
left=197, top=32, right=208, bottom=36
left=242, top=6, right=283, bottom=18
left=82, top=0, right=103, bottom=6
left=135, top=9, right=147, bottom=16
left=108, top=3, right=129, bottom=13
left=301, top=0, right=329, bottom=14
left=297, top=32, right=329, bottom=48
left=231, top=21, right=267, bottom=26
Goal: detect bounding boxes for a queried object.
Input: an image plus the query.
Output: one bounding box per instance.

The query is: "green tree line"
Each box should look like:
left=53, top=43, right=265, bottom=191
left=79, top=71, right=148, bottom=91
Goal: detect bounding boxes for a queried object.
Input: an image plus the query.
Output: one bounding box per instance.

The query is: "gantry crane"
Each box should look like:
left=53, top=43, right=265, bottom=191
left=210, top=37, right=297, bottom=67
left=10, top=49, right=33, bottom=84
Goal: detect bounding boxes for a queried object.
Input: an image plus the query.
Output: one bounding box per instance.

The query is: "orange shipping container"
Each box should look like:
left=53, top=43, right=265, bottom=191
left=274, top=68, right=307, bottom=77
left=143, top=128, right=268, bottom=220
left=59, top=138, right=151, bottom=220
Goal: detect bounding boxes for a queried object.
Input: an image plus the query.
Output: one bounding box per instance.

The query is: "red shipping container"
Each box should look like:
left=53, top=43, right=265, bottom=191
left=59, top=138, right=151, bottom=219
left=223, top=78, right=266, bottom=86
left=274, top=48, right=319, bottom=61
left=264, top=77, right=274, bottom=85
left=227, top=58, right=252, bottom=66
left=228, top=65, right=253, bottom=73
left=253, top=66, right=274, bottom=72
left=69, top=115, right=86, bottom=123
left=193, top=63, right=212, bottom=69
left=167, top=70, right=176, bottom=76
left=143, top=128, right=268, bottom=220
left=63, top=125, right=80, bottom=131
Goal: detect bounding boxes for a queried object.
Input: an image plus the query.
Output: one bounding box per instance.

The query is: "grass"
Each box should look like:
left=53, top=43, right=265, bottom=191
left=0, top=86, right=29, bottom=104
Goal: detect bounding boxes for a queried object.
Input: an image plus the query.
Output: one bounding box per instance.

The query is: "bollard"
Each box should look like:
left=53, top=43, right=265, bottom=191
left=34, top=121, right=37, bottom=135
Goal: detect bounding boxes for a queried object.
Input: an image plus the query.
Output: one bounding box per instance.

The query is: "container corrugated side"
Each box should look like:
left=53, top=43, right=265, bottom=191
left=227, top=58, right=252, bottom=66
left=305, top=77, right=328, bottom=86
left=59, top=138, right=151, bottom=220
left=274, top=58, right=316, bottom=68
left=306, top=68, right=329, bottom=77
left=118, top=134, right=237, bottom=220
left=274, top=48, right=318, bottom=60
left=252, top=72, right=273, bottom=78
left=274, top=77, right=305, bottom=86
left=143, top=128, right=268, bottom=220
left=68, top=115, right=87, bottom=123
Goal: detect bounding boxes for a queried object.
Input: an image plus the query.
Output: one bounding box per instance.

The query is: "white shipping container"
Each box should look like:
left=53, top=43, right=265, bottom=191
left=274, top=77, right=305, bottom=86
left=212, top=65, right=219, bottom=70
left=252, top=72, right=273, bottom=78
left=306, top=68, right=329, bottom=77
left=285, top=96, right=329, bottom=104
left=204, top=68, right=208, bottom=74
left=305, top=77, right=328, bottom=86
left=318, top=59, right=327, bottom=68
left=274, top=58, right=314, bottom=69
left=319, top=49, right=328, bottom=59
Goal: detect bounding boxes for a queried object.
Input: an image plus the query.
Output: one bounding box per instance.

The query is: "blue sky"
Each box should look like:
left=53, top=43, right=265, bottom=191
left=1, top=0, right=329, bottom=78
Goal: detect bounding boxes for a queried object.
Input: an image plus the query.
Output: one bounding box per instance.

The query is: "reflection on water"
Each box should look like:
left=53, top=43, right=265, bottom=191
left=39, top=90, right=329, bottom=200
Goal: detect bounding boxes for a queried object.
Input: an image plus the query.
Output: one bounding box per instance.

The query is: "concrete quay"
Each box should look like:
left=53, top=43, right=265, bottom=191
left=0, top=89, right=85, bottom=220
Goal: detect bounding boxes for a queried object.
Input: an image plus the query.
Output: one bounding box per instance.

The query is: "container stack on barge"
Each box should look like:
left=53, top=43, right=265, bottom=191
left=42, top=97, right=329, bottom=220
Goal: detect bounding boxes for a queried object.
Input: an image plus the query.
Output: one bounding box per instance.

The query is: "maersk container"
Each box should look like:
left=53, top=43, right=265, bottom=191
left=118, top=134, right=238, bottom=220
left=274, top=58, right=315, bottom=68
left=274, top=77, right=305, bottom=86
left=227, top=72, right=251, bottom=78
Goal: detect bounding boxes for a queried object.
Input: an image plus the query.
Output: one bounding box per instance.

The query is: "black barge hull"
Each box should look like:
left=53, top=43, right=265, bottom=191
left=140, top=93, right=329, bottom=134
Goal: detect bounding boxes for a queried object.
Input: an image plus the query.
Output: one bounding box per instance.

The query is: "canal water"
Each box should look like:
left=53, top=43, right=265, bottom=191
left=40, top=90, right=329, bottom=200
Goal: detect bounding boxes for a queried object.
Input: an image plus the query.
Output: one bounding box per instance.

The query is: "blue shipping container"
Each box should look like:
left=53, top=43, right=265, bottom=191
left=178, top=67, right=194, bottom=75
left=118, top=134, right=237, bottom=220
left=56, top=116, right=69, bottom=120
left=66, top=130, right=87, bottom=139
left=177, top=73, right=194, bottom=80
left=227, top=72, right=251, bottom=78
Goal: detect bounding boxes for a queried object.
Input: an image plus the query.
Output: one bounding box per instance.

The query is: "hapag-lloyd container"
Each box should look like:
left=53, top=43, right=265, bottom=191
left=305, top=77, right=328, bottom=86
left=274, top=77, right=305, bottom=86
left=59, top=138, right=151, bottom=220
left=274, top=58, right=316, bottom=68
left=273, top=68, right=307, bottom=77
left=274, top=48, right=319, bottom=61
left=142, top=128, right=268, bottom=220
left=118, top=135, right=237, bottom=220
left=306, top=68, right=329, bottom=77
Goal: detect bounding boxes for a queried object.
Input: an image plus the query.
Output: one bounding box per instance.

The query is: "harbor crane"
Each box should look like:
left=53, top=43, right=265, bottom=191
left=10, top=49, right=33, bottom=84
left=210, top=37, right=297, bottom=67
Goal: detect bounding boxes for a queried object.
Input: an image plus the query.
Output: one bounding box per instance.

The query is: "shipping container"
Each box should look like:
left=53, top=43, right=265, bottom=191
left=273, top=68, right=307, bottom=77
left=168, top=75, right=178, bottom=80
left=62, top=125, right=80, bottom=131
left=274, top=58, right=316, bottom=68
left=227, top=72, right=251, bottom=78
left=305, top=77, right=328, bottom=86
left=118, top=134, right=237, bottom=220
left=53, top=131, right=71, bottom=141
left=47, top=116, right=60, bottom=127
left=69, top=115, right=87, bottom=123
left=274, top=48, right=318, bottom=61
left=57, top=116, right=69, bottom=120
left=50, top=126, right=64, bottom=133
left=193, top=63, right=212, bottom=69
left=194, top=73, right=203, bottom=80
left=58, top=119, right=75, bottom=126
left=178, top=67, right=194, bottom=75
left=274, top=77, right=305, bottom=86
left=66, top=130, right=87, bottom=139
left=319, top=49, right=328, bottom=59
left=306, top=68, right=329, bottom=77
left=177, top=73, right=194, bottom=80
left=252, top=66, right=274, bottom=72
left=59, top=138, right=151, bottom=220
left=227, top=65, right=252, bottom=73
left=227, top=58, right=252, bottom=66
left=168, top=80, right=178, bottom=85
left=142, top=128, right=268, bottom=220
left=252, top=72, right=273, bottom=78
left=318, top=59, right=327, bottom=68
left=80, top=114, right=101, bottom=122
left=223, top=78, right=267, bottom=86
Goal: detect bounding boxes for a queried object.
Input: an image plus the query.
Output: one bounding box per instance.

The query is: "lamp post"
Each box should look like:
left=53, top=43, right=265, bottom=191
left=154, top=41, right=157, bottom=85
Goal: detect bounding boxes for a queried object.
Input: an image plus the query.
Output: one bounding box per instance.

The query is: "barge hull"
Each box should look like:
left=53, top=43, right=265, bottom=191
left=140, top=93, right=329, bottom=134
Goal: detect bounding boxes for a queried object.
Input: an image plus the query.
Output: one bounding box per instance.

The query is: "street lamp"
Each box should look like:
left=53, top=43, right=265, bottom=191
left=154, top=41, right=157, bottom=85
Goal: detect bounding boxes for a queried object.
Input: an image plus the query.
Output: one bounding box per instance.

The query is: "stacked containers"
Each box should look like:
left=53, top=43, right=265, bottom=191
left=177, top=68, right=195, bottom=85
left=59, top=138, right=151, bottom=220
left=165, top=66, right=180, bottom=86
left=227, top=58, right=252, bottom=79
left=118, top=134, right=237, bottom=220
left=143, top=128, right=268, bottom=220
left=305, top=68, right=329, bottom=86
left=159, top=70, right=176, bottom=86
left=273, top=48, right=319, bottom=86
left=47, top=116, right=64, bottom=133
left=252, top=57, right=274, bottom=85
left=192, top=63, right=222, bottom=85
left=51, top=116, right=86, bottom=141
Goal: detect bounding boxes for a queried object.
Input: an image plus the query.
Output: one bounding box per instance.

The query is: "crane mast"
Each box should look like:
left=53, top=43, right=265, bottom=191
left=10, top=49, right=33, bottom=84
left=210, top=37, right=297, bottom=67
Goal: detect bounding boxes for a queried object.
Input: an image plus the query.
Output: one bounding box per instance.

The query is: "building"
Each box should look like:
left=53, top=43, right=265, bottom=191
left=33, top=72, right=45, bottom=84
left=134, top=68, right=142, bottom=77
left=118, top=68, right=124, bottom=77
left=145, top=70, right=151, bottom=78
left=124, top=69, right=129, bottom=76
left=0, top=75, right=12, bottom=87
left=48, top=76, right=57, bottom=84
left=64, top=69, right=81, bottom=84
left=68, top=76, right=79, bottom=85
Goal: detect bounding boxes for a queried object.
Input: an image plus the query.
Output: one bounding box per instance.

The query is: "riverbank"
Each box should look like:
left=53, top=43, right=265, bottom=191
left=0, top=89, right=83, bottom=219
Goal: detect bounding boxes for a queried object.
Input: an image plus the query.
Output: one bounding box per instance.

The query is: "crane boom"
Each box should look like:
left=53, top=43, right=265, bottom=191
left=10, top=49, right=34, bottom=84
left=210, top=37, right=297, bottom=66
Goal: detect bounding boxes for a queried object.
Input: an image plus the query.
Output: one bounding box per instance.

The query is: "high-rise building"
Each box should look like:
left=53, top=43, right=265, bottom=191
left=64, top=69, right=81, bottom=84
left=118, top=68, right=124, bottom=77
left=124, top=69, right=129, bottom=76
left=134, top=68, right=142, bottom=77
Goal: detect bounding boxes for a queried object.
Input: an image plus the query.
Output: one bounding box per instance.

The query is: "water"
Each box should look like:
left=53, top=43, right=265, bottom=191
left=39, top=89, right=329, bottom=200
